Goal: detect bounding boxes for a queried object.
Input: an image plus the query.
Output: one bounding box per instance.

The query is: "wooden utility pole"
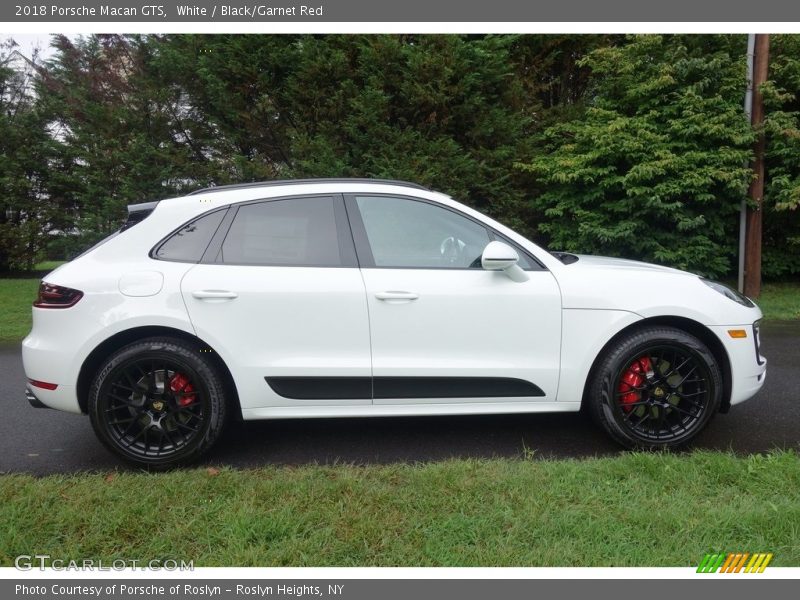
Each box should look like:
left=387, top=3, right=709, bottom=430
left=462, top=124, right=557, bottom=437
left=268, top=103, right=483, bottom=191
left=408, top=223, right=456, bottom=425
left=743, top=34, right=770, bottom=299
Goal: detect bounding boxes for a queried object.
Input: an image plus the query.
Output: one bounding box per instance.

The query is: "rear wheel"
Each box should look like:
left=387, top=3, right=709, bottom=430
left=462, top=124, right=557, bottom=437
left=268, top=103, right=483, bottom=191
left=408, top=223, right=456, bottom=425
left=88, top=337, right=227, bottom=469
left=587, top=326, right=722, bottom=449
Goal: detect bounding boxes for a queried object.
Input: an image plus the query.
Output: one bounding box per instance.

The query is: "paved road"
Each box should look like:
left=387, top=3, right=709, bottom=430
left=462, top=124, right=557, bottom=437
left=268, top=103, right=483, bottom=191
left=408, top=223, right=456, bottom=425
left=2, top=322, right=798, bottom=474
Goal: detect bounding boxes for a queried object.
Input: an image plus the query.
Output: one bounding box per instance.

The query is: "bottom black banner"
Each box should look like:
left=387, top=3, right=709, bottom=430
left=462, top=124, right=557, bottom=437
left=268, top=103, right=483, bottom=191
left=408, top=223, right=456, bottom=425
left=3, top=579, right=797, bottom=600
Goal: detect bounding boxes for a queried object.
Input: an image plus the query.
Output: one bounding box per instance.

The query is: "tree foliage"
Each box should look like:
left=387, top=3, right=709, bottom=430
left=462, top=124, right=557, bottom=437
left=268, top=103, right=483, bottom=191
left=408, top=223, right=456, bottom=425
left=0, top=34, right=798, bottom=279
left=39, top=34, right=208, bottom=249
left=761, top=34, right=800, bottom=278
left=516, top=35, right=755, bottom=277
left=146, top=34, right=537, bottom=226
left=0, top=40, right=63, bottom=271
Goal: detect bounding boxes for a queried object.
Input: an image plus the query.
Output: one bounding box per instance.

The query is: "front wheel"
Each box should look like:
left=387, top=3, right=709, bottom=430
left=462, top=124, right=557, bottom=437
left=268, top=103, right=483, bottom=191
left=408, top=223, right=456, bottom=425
left=88, top=337, right=227, bottom=469
left=587, top=326, right=722, bottom=449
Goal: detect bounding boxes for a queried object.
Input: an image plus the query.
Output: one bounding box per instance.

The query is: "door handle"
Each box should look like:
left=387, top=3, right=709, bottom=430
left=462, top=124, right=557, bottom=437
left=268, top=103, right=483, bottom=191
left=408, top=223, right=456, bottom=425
left=192, top=290, right=238, bottom=300
left=375, top=291, right=419, bottom=301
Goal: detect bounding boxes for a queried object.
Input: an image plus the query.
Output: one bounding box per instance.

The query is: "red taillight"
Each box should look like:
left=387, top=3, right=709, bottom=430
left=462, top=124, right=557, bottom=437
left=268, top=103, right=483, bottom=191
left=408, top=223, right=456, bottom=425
left=33, top=282, right=83, bottom=309
left=28, top=379, right=58, bottom=390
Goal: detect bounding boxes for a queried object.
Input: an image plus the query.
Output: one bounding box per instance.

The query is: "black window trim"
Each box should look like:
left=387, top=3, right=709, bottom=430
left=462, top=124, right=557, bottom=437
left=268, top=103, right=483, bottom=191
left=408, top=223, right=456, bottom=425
left=150, top=192, right=544, bottom=271
left=203, top=193, right=359, bottom=269
left=343, top=193, right=546, bottom=271
left=150, top=206, right=230, bottom=264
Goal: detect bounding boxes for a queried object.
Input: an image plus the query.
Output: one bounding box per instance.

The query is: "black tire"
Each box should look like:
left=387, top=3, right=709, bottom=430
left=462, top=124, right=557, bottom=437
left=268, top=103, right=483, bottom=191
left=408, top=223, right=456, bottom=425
left=587, top=326, right=722, bottom=450
left=88, top=337, right=227, bottom=469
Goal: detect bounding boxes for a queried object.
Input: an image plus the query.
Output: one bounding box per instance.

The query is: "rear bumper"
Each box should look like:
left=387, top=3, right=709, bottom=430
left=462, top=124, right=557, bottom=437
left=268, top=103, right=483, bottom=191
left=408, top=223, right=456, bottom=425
left=22, top=381, right=80, bottom=413
left=25, top=387, right=49, bottom=409
left=22, top=336, right=82, bottom=413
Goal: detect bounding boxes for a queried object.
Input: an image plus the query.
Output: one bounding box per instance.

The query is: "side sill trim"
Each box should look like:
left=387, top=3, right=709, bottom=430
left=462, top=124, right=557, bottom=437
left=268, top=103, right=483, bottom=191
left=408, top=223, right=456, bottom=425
left=266, top=377, right=371, bottom=400
left=265, top=376, right=545, bottom=400
left=242, top=401, right=581, bottom=420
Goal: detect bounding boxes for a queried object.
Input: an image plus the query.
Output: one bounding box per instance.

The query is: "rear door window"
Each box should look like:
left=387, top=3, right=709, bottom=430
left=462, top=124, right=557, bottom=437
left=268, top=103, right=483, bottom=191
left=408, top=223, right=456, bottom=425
left=219, top=196, right=343, bottom=267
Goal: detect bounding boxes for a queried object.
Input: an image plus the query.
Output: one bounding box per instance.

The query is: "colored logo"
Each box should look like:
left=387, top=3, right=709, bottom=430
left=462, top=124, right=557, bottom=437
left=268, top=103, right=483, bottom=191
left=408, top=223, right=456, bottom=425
left=697, top=553, right=773, bottom=573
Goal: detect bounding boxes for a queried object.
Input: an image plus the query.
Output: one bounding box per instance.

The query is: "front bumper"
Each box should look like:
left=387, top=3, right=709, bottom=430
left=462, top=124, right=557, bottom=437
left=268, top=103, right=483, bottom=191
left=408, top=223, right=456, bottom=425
left=709, top=323, right=767, bottom=407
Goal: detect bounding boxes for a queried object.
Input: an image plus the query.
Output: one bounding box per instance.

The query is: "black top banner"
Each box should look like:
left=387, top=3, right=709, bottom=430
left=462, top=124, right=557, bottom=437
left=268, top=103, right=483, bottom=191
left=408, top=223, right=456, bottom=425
left=3, top=0, right=800, bottom=22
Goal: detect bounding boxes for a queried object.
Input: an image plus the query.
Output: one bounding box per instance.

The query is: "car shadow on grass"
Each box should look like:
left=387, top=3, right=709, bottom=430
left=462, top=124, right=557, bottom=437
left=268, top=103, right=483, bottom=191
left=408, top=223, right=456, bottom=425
left=208, top=412, right=626, bottom=467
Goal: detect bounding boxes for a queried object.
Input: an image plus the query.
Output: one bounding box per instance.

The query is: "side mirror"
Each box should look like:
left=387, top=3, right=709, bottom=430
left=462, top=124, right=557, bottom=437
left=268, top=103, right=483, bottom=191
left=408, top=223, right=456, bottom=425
left=481, top=241, right=529, bottom=282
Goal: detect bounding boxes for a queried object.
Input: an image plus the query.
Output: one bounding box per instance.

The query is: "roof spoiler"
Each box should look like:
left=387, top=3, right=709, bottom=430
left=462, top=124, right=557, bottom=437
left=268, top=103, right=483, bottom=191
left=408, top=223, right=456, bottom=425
left=121, top=200, right=159, bottom=232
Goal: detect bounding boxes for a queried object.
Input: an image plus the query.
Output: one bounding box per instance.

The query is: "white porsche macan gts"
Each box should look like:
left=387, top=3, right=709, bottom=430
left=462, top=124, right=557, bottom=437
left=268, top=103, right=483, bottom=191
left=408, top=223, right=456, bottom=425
left=22, top=179, right=767, bottom=467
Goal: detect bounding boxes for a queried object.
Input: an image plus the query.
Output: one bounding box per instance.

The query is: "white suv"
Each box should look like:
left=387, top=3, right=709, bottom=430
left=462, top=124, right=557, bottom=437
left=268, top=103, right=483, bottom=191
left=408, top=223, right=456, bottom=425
left=22, top=179, right=767, bottom=467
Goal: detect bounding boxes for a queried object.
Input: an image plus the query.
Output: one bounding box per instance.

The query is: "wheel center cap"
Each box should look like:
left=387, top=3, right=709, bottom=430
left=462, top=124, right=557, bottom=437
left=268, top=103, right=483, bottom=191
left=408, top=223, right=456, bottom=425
left=151, top=400, right=165, bottom=412
left=653, top=387, right=665, bottom=398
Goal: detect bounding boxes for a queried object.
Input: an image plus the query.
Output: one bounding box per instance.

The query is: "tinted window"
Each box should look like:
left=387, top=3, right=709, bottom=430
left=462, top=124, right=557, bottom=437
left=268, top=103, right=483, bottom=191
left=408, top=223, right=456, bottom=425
left=221, top=197, right=342, bottom=266
left=154, top=209, right=226, bottom=262
left=355, top=196, right=491, bottom=269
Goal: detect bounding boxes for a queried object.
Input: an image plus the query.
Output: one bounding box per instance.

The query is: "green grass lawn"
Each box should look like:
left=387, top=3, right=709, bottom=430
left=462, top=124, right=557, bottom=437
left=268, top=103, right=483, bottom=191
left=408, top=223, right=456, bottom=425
left=1, top=451, right=798, bottom=566
left=756, top=282, right=800, bottom=320
left=0, top=261, right=64, bottom=342
left=0, top=278, right=41, bottom=343
left=33, top=260, right=67, bottom=272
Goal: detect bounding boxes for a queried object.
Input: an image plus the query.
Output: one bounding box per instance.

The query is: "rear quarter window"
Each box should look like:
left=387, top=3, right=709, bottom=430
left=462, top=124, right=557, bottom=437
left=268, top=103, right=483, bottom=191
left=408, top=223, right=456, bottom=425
left=152, top=209, right=227, bottom=263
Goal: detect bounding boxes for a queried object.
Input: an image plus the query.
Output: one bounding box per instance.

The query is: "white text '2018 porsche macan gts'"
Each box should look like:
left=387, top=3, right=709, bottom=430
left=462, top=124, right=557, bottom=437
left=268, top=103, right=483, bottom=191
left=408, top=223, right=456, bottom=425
left=22, top=179, right=767, bottom=467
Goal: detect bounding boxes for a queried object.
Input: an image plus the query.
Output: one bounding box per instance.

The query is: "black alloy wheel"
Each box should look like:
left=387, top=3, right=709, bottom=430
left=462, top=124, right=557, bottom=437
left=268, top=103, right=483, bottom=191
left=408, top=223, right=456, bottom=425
left=588, top=326, right=722, bottom=449
left=89, top=338, right=227, bottom=468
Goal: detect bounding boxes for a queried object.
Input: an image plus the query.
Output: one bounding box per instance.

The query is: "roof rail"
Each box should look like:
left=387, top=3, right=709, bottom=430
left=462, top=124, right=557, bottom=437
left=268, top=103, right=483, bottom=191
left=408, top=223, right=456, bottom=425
left=187, top=178, right=431, bottom=196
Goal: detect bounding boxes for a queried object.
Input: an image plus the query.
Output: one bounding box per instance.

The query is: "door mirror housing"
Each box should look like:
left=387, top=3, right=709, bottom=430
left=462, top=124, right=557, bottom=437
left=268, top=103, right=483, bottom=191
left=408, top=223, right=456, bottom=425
left=481, top=241, right=529, bottom=282
left=481, top=240, right=518, bottom=271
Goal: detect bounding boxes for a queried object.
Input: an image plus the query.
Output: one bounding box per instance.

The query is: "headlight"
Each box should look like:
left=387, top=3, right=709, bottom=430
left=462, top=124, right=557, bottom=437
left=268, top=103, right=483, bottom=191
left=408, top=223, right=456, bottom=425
left=700, top=279, right=755, bottom=307
left=753, top=319, right=765, bottom=365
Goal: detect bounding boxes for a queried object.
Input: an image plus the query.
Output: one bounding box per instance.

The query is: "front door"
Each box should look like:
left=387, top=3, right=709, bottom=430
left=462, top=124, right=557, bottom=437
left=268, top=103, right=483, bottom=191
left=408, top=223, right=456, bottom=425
left=346, top=194, right=562, bottom=404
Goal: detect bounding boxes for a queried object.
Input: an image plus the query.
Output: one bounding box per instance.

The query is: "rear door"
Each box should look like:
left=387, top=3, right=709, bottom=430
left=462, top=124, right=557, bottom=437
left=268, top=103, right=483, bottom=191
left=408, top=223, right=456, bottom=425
left=179, top=195, right=372, bottom=410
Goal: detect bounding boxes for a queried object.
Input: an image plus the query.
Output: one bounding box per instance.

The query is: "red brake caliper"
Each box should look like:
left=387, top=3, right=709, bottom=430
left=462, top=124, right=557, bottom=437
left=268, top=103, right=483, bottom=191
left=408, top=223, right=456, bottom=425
left=617, top=356, right=652, bottom=412
left=169, top=373, right=196, bottom=407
